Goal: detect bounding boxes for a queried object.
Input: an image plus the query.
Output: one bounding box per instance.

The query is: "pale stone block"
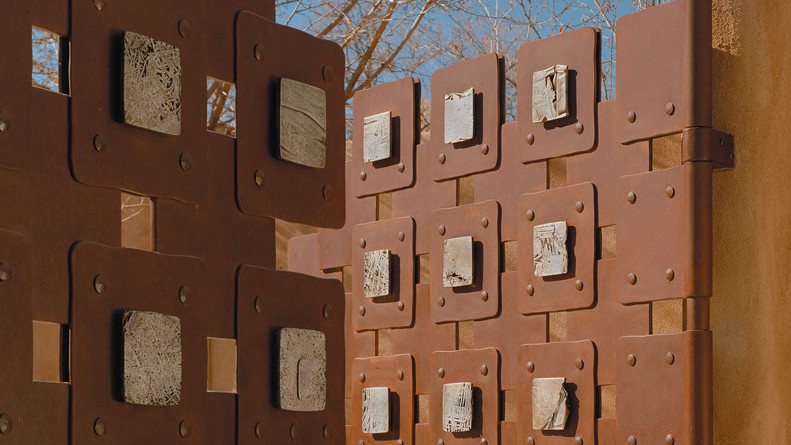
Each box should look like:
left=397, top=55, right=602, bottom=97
left=279, top=78, right=327, bottom=168
left=278, top=328, right=327, bottom=412
left=444, top=88, right=475, bottom=144
left=361, top=387, right=390, bottom=434
left=363, top=111, right=392, bottom=163
left=533, top=221, right=568, bottom=277
left=531, top=377, right=569, bottom=430
left=122, top=311, right=182, bottom=406
left=442, top=382, right=473, bottom=433
left=532, top=65, right=569, bottom=123
left=443, top=235, right=474, bottom=288
left=123, top=31, right=182, bottom=135
left=364, top=249, right=391, bottom=298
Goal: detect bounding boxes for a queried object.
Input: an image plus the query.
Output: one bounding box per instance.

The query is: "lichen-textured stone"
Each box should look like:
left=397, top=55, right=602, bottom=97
left=442, top=382, right=473, bottom=432
left=363, top=111, right=392, bottom=163
left=123, top=31, right=182, bottom=135
left=278, top=328, right=326, bottom=412
left=444, top=88, right=475, bottom=144
left=533, top=221, right=568, bottom=277
left=532, top=377, right=569, bottom=430
left=122, top=311, right=182, bottom=406
left=364, top=249, right=391, bottom=298
left=361, top=387, right=390, bottom=434
left=532, top=65, right=569, bottom=123
left=443, top=235, right=474, bottom=288
left=279, top=78, right=327, bottom=168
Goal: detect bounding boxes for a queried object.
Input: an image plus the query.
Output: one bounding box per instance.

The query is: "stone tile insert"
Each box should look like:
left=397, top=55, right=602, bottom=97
left=122, top=310, right=182, bottom=406
left=122, top=31, right=182, bottom=135
left=443, top=235, right=474, bottom=288
left=278, top=327, right=327, bottom=412
left=279, top=78, right=327, bottom=168
left=532, top=65, right=569, bottom=123
left=361, top=386, right=390, bottom=434
left=533, top=221, right=568, bottom=277
left=531, top=377, right=569, bottom=430
left=442, top=382, right=474, bottom=432
left=363, top=249, right=391, bottom=298
left=363, top=111, right=392, bottom=163
left=444, top=87, right=475, bottom=144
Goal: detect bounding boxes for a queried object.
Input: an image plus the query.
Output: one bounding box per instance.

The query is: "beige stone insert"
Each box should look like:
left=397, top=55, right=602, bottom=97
left=443, top=235, right=474, bottom=288
left=122, top=310, right=182, bottom=406
left=532, top=377, right=569, bottom=430
left=361, top=386, right=390, bottom=434
left=364, top=249, right=391, bottom=298
left=533, top=221, right=568, bottom=277
left=532, top=65, right=569, bottom=123
left=363, top=111, right=392, bottom=163
left=278, top=327, right=327, bottom=412
left=442, top=382, right=474, bottom=432
left=279, top=78, right=327, bottom=168
left=444, top=88, right=475, bottom=144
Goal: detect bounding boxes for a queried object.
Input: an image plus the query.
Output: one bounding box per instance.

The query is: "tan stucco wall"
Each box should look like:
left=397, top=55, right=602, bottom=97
left=711, top=0, right=791, bottom=442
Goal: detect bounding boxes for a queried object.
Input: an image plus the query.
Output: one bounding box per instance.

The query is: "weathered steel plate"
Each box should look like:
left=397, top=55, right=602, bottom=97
left=616, top=331, right=712, bottom=445
left=0, top=0, right=30, bottom=171
left=205, top=0, right=274, bottom=81
left=501, top=421, right=518, bottom=445
left=237, top=266, right=345, bottom=445
left=352, top=78, right=420, bottom=197
left=517, top=340, right=595, bottom=445
left=287, top=233, right=343, bottom=281
left=429, top=53, right=503, bottom=181
left=517, top=183, right=595, bottom=314
left=344, top=292, right=376, bottom=397
left=517, top=27, right=599, bottom=162
left=235, top=11, right=345, bottom=227
left=429, top=201, right=500, bottom=323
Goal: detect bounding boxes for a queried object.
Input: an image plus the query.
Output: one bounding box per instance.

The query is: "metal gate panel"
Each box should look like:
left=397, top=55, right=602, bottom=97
left=345, top=292, right=376, bottom=397
left=0, top=0, right=31, bottom=171
left=205, top=0, right=274, bottom=81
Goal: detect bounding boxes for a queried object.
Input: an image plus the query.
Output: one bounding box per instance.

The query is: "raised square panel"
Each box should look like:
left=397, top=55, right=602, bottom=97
left=361, top=387, right=390, bottom=434
left=279, top=78, right=327, bottom=168
left=443, top=235, right=474, bottom=288
left=533, top=221, right=568, bottom=277
left=532, top=65, right=568, bottom=123
left=531, top=377, right=569, bottom=430
left=364, top=249, right=391, bottom=298
left=351, top=354, right=414, bottom=445
left=442, top=382, right=473, bottom=432
left=444, top=88, right=474, bottom=144
left=122, top=310, right=182, bottom=406
left=277, top=328, right=326, bottom=412
left=364, top=111, right=392, bottom=163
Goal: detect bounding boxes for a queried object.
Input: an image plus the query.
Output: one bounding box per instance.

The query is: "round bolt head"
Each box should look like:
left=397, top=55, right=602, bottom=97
left=575, top=358, right=584, bottom=370
left=254, top=422, right=263, bottom=438
left=526, top=209, right=535, bottom=221
left=359, top=373, right=366, bottom=383
left=481, top=144, right=489, bottom=155
left=575, top=280, right=584, bottom=291
left=480, top=291, right=488, bottom=301
left=254, top=170, right=264, bottom=187
left=289, top=423, right=297, bottom=439
left=665, top=185, right=675, bottom=198
left=627, top=435, right=637, bottom=445
left=627, top=191, right=637, bottom=204
left=254, top=43, right=264, bottom=61
left=0, top=121, right=7, bottom=132
left=397, top=370, right=405, bottom=380
left=178, top=19, right=191, bottom=38
left=481, top=217, right=489, bottom=228
left=526, top=361, right=535, bottom=373
left=665, top=103, right=676, bottom=116
left=359, top=441, right=365, bottom=445
left=0, top=263, right=12, bottom=282
left=397, top=440, right=404, bottom=445
left=178, top=286, right=190, bottom=304
left=397, top=231, right=405, bottom=242
left=575, top=123, right=584, bottom=134
left=481, top=439, right=488, bottom=445
left=93, top=275, right=106, bottom=294
left=179, top=153, right=192, bottom=172
left=323, top=423, right=332, bottom=439
left=179, top=420, right=190, bottom=438
left=438, top=225, right=446, bottom=236
left=480, top=364, right=488, bottom=376
left=322, top=184, right=335, bottom=202
left=575, top=201, right=584, bottom=213
left=0, top=414, right=11, bottom=435
left=626, top=354, right=637, bottom=367
left=359, top=238, right=366, bottom=248
left=254, top=296, right=263, bottom=314
left=526, top=134, right=535, bottom=145
left=93, top=0, right=104, bottom=11
left=397, top=162, right=405, bottom=172
left=627, top=111, right=637, bottom=123
left=438, top=153, right=446, bottom=164
left=322, top=65, right=334, bottom=83
left=438, top=440, right=445, bottom=445
left=359, top=306, right=366, bottom=316
left=575, top=437, right=583, bottom=445
left=526, top=284, right=535, bottom=296
left=665, top=268, right=675, bottom=281
left=627, top=273, right=637, bottom=285
left=665, top=434, right=675, bottom=445
left=437, top=367, right=445, bottom=378
left=397, top=301, right=405, bottom=311
left=527, top=437, right=536, bottom=445
left=360, top=171, right=367, bottom=181
left=93, top=418, right=106, bottom=436
left=323, top=304, right=334, bottom=320
left=665, top=352, right=675, bottom=365
left=438, top=296, right=446, bottom=307
left=93, top=134, right=106, bottom=152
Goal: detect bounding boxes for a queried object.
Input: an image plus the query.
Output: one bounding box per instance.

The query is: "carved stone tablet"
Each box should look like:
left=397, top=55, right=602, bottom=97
left=122, top=310, right=182, bottom=406
left=531, top=377, right=569, bottom=430
left=279, top=78, right=327, bottom=168
left=363, top=111, right=392, bottom=163
left=442, top=382, right=473, bottom=432
left=361, top=387, right=390, bottom=434
left=443, top=235, right=474, bottom=288
left=122, top=31, right=182, bottom=135
left=532, top=65, right=568, bottom=123
left=364, top=249, right=391, bottom=298
left=278, top=328, right=327, bottom=412
left=444, top=87, right=475, bottom=144
left=533, top=221, right=568, bottom=277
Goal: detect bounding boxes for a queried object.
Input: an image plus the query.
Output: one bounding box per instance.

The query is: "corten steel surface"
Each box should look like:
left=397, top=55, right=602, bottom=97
left=429, top=348, right=500, bottom=445
left=429, top=53, right=504, bottom=181
left=352, top=217, right=415, bottom=331
left=517, top=27, right=600, bottom=162
left=235, top=11, right=346, bottom=227
left=352, top=78, right=420, bottom=197
left=517, top=340, right=596, bottom=445
left=598, top=419, right=617, bottom=445
left=350, top=354, right=415, bottom=445
left=681, top=127, right=734, bottom=169
left=616, top=331, right=713, bottom=445
left=287, top=233, right=343, bottom=281
left=237, top=266, right=345, bottom=445
left=501, top=422, right=518, bottom=445
left=205, top=0, right=274, bottom=81
left=0, top=0, right=30, bottom=171
left=429, top=200, right=500, bottom=323
left=517, top=183, right=596, bottom=314
left=345, top=292, right=376, bottom=397
left=70, top=242, right=235, bottom=445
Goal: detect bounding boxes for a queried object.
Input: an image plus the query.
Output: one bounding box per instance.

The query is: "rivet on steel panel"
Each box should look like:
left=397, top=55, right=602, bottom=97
left=480, top=364, right=488, bottom=376
left=626, top=354, right=637, bottom=367
left=359, top=306, right=366, bottom=316
left=575, top=201, right=584, bottom=213
left=93, top=0, right=104, bottom=11
left=526, top=209, right=535, bottom=221
left=359, top=373, right=366, bottom=383
left=481, top=291, right=488, bottom=301
left=255, top=422, right=263, bottom=438
left=575, top=358, right=584, bottom=370
left=178, top=286, right=189, bottom=304
left=93, top=134, right=106, bottom=152
left=665, top=185, right=675, bottom=198
left=93, top=275, right=105, bottom=294
left=397, top=370, right=404, bottom=380
left=526, top=361, right=535, bottom=373
left=438, top=225, right=446, bottom=235
left=438, top=440, right=445, bottom=445
left=665, top=434, right=675, bottom=444
left=438, top=296, right=445, bottom=307
left=526, top=134, right=535, bottom=145
left=359, top=238, right=366, bottom=248
left=254, top=44, right=264, bottom=61
left=527, top=437, right=535, bottom=445
left=178, top=420, right=190, bottom=438
left=323, top=304, right=334, bottom=320
left=526, top=285, right=534, bottom=296
left=254, top=296, right=263, bottom=313
left=0, top=121, right=8, bottom=132
left=178, top=19, right=191, bottom=38
left=665, top=103, right=675, bottom=116
left=575, top=123, right=584, bottom=134
left=179, top=153, right=192, bottom=172
left=397, top=231, right=405, bottom=242
left=481, top=217, right=489, bottom=228
left=575, top=280, right=584, bottom=291
left=437, top=368, right=445, bottom=378
left=0, top=414, right=11, bottom=435
left=254, top=170, right=264, bottom=187
left=322, top=65, right=334, bottom=83
left=481, top=438, right=488, bottom=445
left=360, top=171, right=367, bottom=181
left=323, top=423, right=331, bottom=439
left=627, top=273, right=637, bottom=285
left=627, top=436, right=637, bottom=445
left=93, top=418, right=106, bottom=436
left=290, top=423, right=297, bottom=439
left=481, top=144, right=489, bottom=155
left=574, top=437, right=583, bottom=445
left=322, top=184, right=335, bottom=202
left=627, top=191, right=637, bottom=204
left=665, top=352, right=675, bottom=365
left=665, top=268, right=675, bottom=281
left=0, top=263, right=12, bottom=282
left=397, top=301, right=404, bottom=311
left=626, top=111, right=636, bottom=123
left=397, top=440, right=403, bottom=445
left=438, top=153, right=446, bottom=164
left=397, top=162, right=405, bottom=172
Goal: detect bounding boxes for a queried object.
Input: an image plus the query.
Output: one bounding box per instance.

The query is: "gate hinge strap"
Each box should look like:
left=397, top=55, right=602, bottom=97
left=681, top=127, right=734, bottom=169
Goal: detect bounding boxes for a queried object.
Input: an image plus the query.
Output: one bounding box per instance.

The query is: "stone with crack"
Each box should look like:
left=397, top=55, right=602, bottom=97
left=533, top=221, right=568, bottom=277
left=443, top=235, right=474, bottom=288
left=364, top=249, right=391, bottom=298
left=279, top=78, right=327, bottom=168
left=444, top=88, right=475, bottom=144
left=532, top=377, right=570, bottom=430
left=443, top=382, right=474, bottom=432
left=361, top=387, right=390, bottom=434
left=532, top=65, right=569, bottom=123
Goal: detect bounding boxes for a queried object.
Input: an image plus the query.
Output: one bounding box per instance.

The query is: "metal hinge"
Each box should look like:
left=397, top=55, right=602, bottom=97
left=681, top=127, right=734, bottom=169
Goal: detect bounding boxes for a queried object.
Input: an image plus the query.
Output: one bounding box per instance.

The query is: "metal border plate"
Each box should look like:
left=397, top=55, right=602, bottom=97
left=205, top=0, right=274, bottom=80
left=287, top=233, right=344, bottom=281
left=235, top=11, right=345, bottom=227
left=351, top=217, right=415, bottom=331
left=517, top=340, right=595, bottom=445
left=0, top=0, right=30, bottom=171
left=350, top=354, right=415, bottom=445
left=352, top=78, right=420, bottom=197
left=345, top=292, right=376, bottom=397
left=237, top=266, right=345, bottom=445
left=516, top=183, right=595, bottom=314
left=517, top=27, right=599, bottom=163
left=429, top=200, right=500, bottom=323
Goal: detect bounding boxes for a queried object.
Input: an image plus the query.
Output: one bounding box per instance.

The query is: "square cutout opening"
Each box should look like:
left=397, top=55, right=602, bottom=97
left=121, top=192, right=155, bottom=251
left=32, top=27, right=66, bottom=94
left=206, top=77, right=237, bottom=137
left=207, top=337, right=237, bottom=393
left=33, top=321, right=68, bottom=383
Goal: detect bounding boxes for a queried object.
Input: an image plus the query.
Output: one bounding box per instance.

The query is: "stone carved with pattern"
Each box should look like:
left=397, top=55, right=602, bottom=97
left=533, top=221, right=568, bottom=277
left=364, top=249, right=391, bottom=298
left=122, top=310, right=182, bottom=406
left=363, top=111, right=392, bottom=163
left=443, top=235, right=474, bottom=288
left=361, top=387, right=390, bottom=434
left=532, top=65, right=568, bottom=123
left=442, top=382, right=474, bottom=432
left=444, top=88, right=475, bottom=144
left=531, top=377, right=569, bottom=430
left=278, top=328, right=327, bottom=412
left=279, top=78, right=327, bottom=168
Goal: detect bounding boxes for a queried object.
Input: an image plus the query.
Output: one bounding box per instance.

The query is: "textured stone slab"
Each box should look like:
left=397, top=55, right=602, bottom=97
left=444, top=87, right=474, bottom=144
left=122, top=31, right=182, bottom=135
left=278, top=328, right=327, bottom=412
left=443, top=235, right=474, bottom=288
left=531, top=65, right=568, bottom=123
left=363, top=249, right=391, bottom=298
left=279, top=78, right=327, bottom=168
left=531, top=377, right=569, bottom=430
left=442, top=382, right=474, bottom=432
left=363, top=111, right=392, bottom=163
left=361, top=386, right=390, bottom=434
left=122, top=310, right=182, bottom=406
left=533, top=221, right=568, bottom=277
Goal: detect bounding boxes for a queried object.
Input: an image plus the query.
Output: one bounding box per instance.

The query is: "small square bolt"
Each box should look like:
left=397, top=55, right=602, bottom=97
left=532, top=65, right=569, bottom=123
left=363, top=249, right=391, bottom=298
left=533, top=221, right=568, bottom=277
left=279, top=78, right=327, bottom=168
left=278, top=328, right=327, bottom=412
left=361, top=387, right=390, bottom=434
left=532, top=377, right=569, bottom=430
left=442, top=382, right=473, bottom=432
left=443, top=236, right=474, bottom=288
left=444, top=88, right=475, bottom=144
left=363, top=111, right=392, bottom=163
left=122, top=311, right=182, bottom=406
